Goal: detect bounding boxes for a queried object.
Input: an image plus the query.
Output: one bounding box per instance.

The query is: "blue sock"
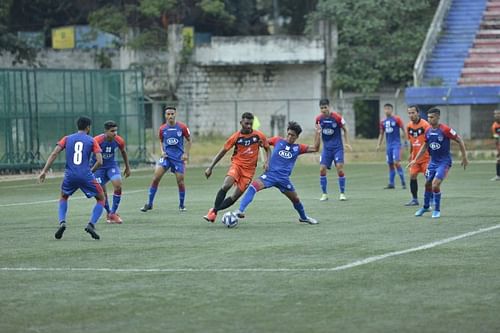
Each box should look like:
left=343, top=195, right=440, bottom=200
left=320, top=175, right=327, bottom=194
left=293, top=201, right=307, bottom=220
left=89, top=202, right=104, bottom=225
left=239, top=185, right=257, bottom=212
left=111, top=193, right=121, bottom=214
left=179, top=190, right=185, bottom=208
left=148, top=187, right=158, bottom=206
left=58, top=199, right=68, bottom=223
left=104, top=195, right=110, bottom=214
left=397, top=166, right=406, bottom=185
left=433, top=192, right=441, bottom=211
left=423, top=191, right=432, bottom=209
left=338, top=176, right=346, bottom=193
left=389, top=169, right=396, bottom=186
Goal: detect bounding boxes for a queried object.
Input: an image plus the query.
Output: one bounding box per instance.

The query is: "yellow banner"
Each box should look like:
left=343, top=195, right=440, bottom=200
left=52, top=26, right=75, bottom=49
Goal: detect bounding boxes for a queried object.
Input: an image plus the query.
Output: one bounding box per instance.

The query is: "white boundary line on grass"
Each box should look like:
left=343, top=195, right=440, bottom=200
left=0, top=189, right=146, bottom=207
left=2, top=224, right=499, bottom=273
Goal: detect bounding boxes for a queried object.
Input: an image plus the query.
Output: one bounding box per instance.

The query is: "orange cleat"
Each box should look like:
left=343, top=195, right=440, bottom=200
left=107, top=213, right=123, bottom=224
left=203, top=208, right=217, bottom=223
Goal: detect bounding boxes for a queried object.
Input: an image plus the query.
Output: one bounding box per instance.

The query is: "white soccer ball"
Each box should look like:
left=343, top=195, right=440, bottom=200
left=221, top=211, right=239, bottom=228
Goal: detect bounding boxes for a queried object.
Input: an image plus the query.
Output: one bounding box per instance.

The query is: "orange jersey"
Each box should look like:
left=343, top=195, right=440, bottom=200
left=224, top=130, right=269, bottom=170
left=492, top=121, right=500, bottom=139
left=407, top=118, right=430, bottom=161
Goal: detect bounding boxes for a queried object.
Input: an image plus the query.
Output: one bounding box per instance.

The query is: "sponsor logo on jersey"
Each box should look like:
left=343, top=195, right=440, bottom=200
left=429, top=142, right=441, bottom=150
left=278, top=150, right=293, bottom=159
left=167, top=138, right=179, bottom=145
left=323, top=128, right=334, bottom=135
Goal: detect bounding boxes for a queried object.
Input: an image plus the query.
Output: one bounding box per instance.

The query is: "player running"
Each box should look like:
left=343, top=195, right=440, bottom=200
left=316, top=98, right=352, bottom=202
left=140, top=106, right=192, bottom=212
left=405, top=106, right=430, bottom=206
left=234, top=121, right=321, bottom=224
left=38, top=116, right=104, bottom=240
left=409, top=108, right=468, bottom=219
left=376, top=103, right=407, bottom=189
left=203, top=112, right=270, bottom=222
left=91, top=120, right=131, bottom=224
left=491, top=109, right=500, bottom=181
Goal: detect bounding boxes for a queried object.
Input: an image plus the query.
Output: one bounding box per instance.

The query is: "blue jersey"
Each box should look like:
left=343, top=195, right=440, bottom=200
left=267, top=137, right=308, bottom=178
left=380, top=115, right=404, bottom=147
left=315, top=112, right=345, bottom=150
left=425, top=124, right=458, bottom=165
left=158, top=121, right=190, bottom=162
left=57, top=132, right=101, bottom=176
left=91, top=134, right=125, bottom=168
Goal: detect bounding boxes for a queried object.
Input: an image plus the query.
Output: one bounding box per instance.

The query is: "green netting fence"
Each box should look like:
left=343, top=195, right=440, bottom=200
left=0, top=68, right=146, bottom=173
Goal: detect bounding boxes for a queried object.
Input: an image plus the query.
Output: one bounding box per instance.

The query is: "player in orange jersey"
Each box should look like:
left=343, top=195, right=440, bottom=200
left=203, top=112, right=270, bottom=223
left=405, top=106, right=431, bottom=206
left=491, top=109, right=500, bottom=181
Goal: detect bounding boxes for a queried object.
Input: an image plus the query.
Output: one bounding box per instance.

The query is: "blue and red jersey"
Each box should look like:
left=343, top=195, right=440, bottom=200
left=267, top=136, right=308, bottom=178
left=425, top=124, right=459, bottom=165
left=159, top=121, right=190, bottom=162
left=380, top=115, right=404, bottom=146
left=57, top=132, right=101, bottom=175
left=315, top=112, right=346, bottom=150
left=91, top=134, right=125, bottom=168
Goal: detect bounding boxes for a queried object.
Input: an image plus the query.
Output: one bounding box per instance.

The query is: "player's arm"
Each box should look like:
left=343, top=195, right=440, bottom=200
left=407, top=142, right=428, bottom=169
left=452, top=136, right=469, bottom=169
left=204, top=147, right=229, bottom=179
left=92, top=152, right=103, bottom=173
left=342, top=125, right=352, bottom=151
left=183, top=134, right=192, bottom=162
left=38, top=145, right=63, bottom=183
left=261, top=136, right=271, bottom=171
left=120, top=149, right=131, bottom=178
left=305, top=125, right=321, bottom=153
left=376, top=124, right=384, bottom=151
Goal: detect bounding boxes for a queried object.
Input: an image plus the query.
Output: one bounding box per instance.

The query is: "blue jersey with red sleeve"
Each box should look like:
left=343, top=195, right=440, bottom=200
left=91, top=134, right=125, bottom=168
left=316, top=112, right=345, bottom=150
left=267, top=136, right=308, bottom=178
left=57, top=132, right=101, bottom=176
left=159, top=121, right=190, bottom=162
left=425, top=124, right=458, bottom=165
left=380, top=115, right=404, bottom=146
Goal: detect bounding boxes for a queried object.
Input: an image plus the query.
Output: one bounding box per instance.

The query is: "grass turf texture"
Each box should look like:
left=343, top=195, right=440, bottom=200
left=0, top=163, right=499, bottom=333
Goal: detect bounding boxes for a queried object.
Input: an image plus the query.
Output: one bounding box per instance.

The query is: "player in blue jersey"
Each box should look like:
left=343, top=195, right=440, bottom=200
left=316, top=98, right=352, bottom=201
left=376, top=103, right=407, bottom=189
left=408, top=108, right=468, bottom=219
left=38, top=116, right=105, bottom=240
left=92, top=120, right=131, bottom=224
left=234, top=121, right=321, bottom=225
left=141, top=106, right=192, bottom=212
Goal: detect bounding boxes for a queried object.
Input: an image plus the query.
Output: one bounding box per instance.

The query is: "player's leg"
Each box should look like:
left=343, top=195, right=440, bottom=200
left=141, top=163, right=166, bottom=212
left=393, top=146, right=406, bottom=189
left=319, top=150, right=332, bottom=200
left=415, top=167, right=435, bottom=216
left=406, top=165, right=420, bottom=206
left=385, top=148, right=395, bottom=189
left=82, top=178, right=105, bottom=239
left=55, top=177, right=78, bottom=239
left=334, top=149, right=346, bottom=200
left=430, top=165, right=448, bottom=218
left=108, top=174, right=124, bottom=223
left=236, top=178, right=266, bottom=217
left=94, top=168, right=111, bottom=218
left=174, top=170, right=186, bottom=211
left=283, top=188, right=318, bottom=225
left=217, top=175, right=251, bottom=212
left=204, top=175, right=236, bottom=222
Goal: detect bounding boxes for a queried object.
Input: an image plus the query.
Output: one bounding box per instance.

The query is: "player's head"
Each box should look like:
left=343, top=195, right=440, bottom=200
left=240, top=112, right=254, bottom=134
left=104, top=120, right=118, bottom=138
left=319, top=98, right=330, bottom=116
left=427, top=107, right=441, bottom=126
left=383, top=103, right=394, bottom=117
left=164, top=106, right=177, bottom=124
left=407, top=105, right=420, bottom=122
left=286, top=121, right=302, bottom=144
left=494, top=109, right=500, bottom=122
left=77, top=116, right=92, bottom=132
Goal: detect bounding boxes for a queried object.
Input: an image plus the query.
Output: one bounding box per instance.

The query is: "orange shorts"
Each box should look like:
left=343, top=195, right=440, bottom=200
left=227, top=164, right=255, bottom=192
left=409, top=160, right=428, bottom=176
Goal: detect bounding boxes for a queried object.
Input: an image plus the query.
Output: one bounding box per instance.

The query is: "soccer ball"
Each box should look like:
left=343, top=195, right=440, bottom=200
left=221, top=211, right=239, bottom=228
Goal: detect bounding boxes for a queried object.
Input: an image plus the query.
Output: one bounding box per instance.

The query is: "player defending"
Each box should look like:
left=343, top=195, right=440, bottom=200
left=140, top=106, right=191, bottom=212
left=491, top=109, right=500, bottom=181
left=316, top=98, right=352, bottom=201
left=203, top=112, right=270, bottom=222
left=405, top=106, right=430, bottom=206
left=409, top=108, right=468, bottom=219
left=234, top=121, right=321, bottom=224
left=376, top=103, right=407, bottom=189
left=38, top=116, right=104, bottom=240
left=92, top=120, right=131, bottom=224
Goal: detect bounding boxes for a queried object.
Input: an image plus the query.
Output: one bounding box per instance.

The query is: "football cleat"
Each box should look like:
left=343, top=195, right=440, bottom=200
left=384, top=184, right=395, bottom=189
left=415, top=207, right=431, bottom=217
left=55, top=222, right=66, bottom=240
left=431, top=210, right=441, bottom=219
left=402, top=183, right=407, bottom=189
left=299, top=216, right=319, bottom=225
left=140, top=203, right=152, bottom=212
left=107, top=213, right=123, bottom=224
left=233, top=209, right=245, bottom=219
left=105, top=213, right=111, bottom=223
left=319, top=193, right=328, bottom=201
left=179, top=206, right=187, bottom=212
left=490, top=175, right=500, bottom=181
left=405, top=199, right=419, bottom=206
left=339, top=193, right=347, bottom=201
left=84, top=223, right=100, bottom=240
left=203, top=208, right=217, bottom=223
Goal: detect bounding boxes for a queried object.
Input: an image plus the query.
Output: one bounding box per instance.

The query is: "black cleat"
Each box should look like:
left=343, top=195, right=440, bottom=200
left=384, top=184, right=395, bottom=189
left=84, top=223, right=100, bottom=240
left=55, top=222, right=66, bottom=240
left=140, top=203, right=152, bottom=212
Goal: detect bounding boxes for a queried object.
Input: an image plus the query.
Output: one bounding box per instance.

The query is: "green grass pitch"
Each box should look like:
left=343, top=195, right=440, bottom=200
left=0, top=163, right=499, bottom=333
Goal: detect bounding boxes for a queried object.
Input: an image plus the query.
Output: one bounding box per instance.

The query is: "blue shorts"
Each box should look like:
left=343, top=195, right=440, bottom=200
left=259, top=172, right=296, bottom=193
left=157, top=156, right=185, bottom=174
left=320, top=148, right=344, bottom=168
left=386, top=145, right=401, bottom=164
left=425, top=162, right=450, bottom=181
left=61, top=172, right=103, bottom=198
left=94, top=165, right=121, bottom=185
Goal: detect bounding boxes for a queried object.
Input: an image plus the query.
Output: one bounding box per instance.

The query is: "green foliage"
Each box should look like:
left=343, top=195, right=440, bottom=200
left=88, top=5, right=129, bottom=36
left=139, top=0, right=177, bottom=17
